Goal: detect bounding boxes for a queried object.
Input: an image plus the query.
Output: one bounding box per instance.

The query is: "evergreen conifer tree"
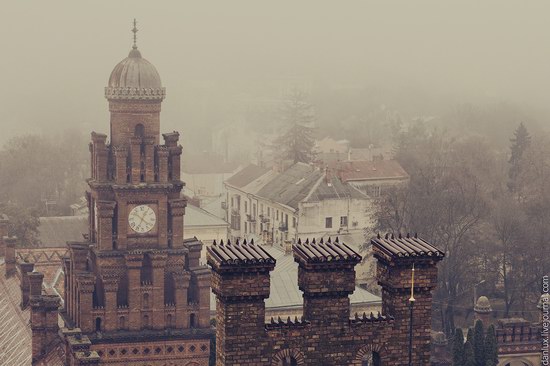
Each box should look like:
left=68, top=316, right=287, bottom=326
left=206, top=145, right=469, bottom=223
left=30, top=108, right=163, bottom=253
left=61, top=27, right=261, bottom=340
left=507, top=122, right=531, bottom=194
left=464, top=341, right=476, bottom=366
left=452, top=328, right=465, bottom=366
left=473, top=320, right=486, bottom=366
left=275, top=89, right=317, bottom=164
left=466, top=327, right=474, bottom=344
left=484, top=324, right=499, bottom=366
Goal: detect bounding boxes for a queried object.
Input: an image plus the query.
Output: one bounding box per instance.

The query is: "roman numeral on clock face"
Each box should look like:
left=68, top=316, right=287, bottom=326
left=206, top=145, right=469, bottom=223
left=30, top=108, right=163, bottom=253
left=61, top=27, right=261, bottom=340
left=128, top=205, right=157, bottom=233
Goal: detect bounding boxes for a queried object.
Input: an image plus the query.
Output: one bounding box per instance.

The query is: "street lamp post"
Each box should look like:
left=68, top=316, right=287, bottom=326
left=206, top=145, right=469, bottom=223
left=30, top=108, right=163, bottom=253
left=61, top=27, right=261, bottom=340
left=408, top=264, right=415, bottom=366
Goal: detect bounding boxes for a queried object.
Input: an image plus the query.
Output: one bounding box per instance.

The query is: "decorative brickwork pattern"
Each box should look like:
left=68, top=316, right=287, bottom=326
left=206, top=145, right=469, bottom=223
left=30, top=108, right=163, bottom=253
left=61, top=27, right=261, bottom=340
left=208, top=236, right=444, bottom=366
left=55, top=41, right=212, bottom=365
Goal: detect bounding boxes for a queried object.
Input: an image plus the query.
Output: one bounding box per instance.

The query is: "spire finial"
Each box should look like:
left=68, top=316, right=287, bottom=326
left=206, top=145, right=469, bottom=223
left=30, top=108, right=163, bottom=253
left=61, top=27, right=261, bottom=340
left=132, top=19, right=138, bottom=49
left=409, top=263, right=416, bottom=302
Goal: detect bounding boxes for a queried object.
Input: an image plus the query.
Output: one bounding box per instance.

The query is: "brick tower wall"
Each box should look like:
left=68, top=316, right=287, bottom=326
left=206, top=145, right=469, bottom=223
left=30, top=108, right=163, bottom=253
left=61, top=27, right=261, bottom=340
left=209, top=237, right=444, bottom=366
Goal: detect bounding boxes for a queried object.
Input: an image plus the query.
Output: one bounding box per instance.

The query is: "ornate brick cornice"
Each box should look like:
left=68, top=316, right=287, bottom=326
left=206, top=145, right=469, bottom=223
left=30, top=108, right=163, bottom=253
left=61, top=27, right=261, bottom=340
left=105, top=87, right=165, bottom=102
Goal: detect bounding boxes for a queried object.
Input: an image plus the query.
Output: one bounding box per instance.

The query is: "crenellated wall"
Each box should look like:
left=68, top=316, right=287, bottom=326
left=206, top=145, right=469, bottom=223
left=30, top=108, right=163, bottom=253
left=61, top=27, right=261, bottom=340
left=208, top=235, right=444, bottom=366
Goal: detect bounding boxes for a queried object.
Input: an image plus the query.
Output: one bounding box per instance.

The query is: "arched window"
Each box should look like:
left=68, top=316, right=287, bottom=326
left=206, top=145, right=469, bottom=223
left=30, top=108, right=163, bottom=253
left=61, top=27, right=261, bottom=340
left=143, top=293, right=150, bottom=308
left=117, top=273, right=129, bottom=307
left=362, top=352, right=381, bottom=366
left=187, top=275, right=199, bottom=304
left=166, top=314, right=173, bottom=328
left=355, top=347, right=382, bottom=366
left=143, top=314, right=150, bottom=329
left=119, top=316, right=126, bottom=329
left=189, top=313, right=196, bottom=328
left=272, top=349, right=304, bottom=366
left=134, top=123, right=145, bottom=137
left=95, top=317, right=102, bottom=332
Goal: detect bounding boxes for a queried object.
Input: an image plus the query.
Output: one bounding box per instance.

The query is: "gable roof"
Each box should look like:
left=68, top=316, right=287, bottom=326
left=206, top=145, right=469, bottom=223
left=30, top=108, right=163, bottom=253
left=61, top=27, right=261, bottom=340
left=256, top=163, right=323, bottom=210
left=225, top=164, right=272, bottom=189
left=334, top=159, right=409, bottom=182
left=38, top=215, right=88, bottom=247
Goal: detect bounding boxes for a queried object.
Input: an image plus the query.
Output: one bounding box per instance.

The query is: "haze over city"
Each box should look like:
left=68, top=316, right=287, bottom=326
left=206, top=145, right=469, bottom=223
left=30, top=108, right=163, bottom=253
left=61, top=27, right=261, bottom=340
left=0, top=2, right=548, bottom=366
left=2, top=1, right=550, bottom=148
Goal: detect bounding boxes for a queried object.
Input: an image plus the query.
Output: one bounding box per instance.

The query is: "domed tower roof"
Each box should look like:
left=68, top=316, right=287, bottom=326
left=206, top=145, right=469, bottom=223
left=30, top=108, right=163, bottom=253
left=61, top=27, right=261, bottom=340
left=105, top=21, right=165, bottom=101
left=474, top=296, right=492, bottom=314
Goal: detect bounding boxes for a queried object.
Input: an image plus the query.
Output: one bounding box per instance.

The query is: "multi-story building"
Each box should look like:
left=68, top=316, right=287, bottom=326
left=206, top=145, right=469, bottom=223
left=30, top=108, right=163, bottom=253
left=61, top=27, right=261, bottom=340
left=224, top=160, right=408, bottom=249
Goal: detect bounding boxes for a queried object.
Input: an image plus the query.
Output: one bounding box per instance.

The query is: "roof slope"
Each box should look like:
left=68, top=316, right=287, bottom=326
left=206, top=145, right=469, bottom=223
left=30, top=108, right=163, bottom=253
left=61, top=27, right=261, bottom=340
left=208, top=245, right=381, bottom=312
left=225, top=164, right=271, bottom=189
left=335, top=159, right=409, bottom=182
left=306, top=177, right=367, bottom=202
left=263, top=246, right=380, bottom=310
left=256, top=163, right=322, bottom=210
left=0, top=261, right=64, bottom=366
left=185, top=204, right=229, bottom=227
left=38, top=215, right=88, bottom=247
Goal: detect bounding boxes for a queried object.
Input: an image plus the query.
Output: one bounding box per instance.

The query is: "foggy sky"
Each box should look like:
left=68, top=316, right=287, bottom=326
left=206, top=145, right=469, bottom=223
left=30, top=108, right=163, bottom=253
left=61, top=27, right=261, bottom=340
left=1, top=1, right=549, bottom=145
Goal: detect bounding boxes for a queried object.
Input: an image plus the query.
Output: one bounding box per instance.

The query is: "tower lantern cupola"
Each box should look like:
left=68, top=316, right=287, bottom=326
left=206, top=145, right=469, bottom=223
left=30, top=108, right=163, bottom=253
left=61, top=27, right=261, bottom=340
left=104, top=19, right=166, bottom=146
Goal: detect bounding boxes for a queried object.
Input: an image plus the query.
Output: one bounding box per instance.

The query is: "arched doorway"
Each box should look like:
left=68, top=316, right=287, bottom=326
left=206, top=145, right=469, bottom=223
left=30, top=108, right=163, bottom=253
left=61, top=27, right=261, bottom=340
left=354, top=345, right=384, bottom=366
left=272, top=349, right=305, bottom=366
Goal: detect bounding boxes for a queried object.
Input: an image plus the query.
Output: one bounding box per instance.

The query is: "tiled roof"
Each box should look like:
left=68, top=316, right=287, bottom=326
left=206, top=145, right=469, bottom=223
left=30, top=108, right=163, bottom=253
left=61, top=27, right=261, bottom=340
left=333, top=159, right=409, bottom=182
left=225, top=164, right=272, bottom=189
left=371, top=234, right=444, bottom=259
left=38, top=215, right=88, bottom=247
left=256, top=163, right=322, bottom=210
left=16, top=248, right=67, bottom=298
left=305, top=177, right=367, bottom=202
left=293, top=238, right=361, bottom=264
left=0, top=262, right=64, bottom=366
left=207, top=240, right=276, bottom=268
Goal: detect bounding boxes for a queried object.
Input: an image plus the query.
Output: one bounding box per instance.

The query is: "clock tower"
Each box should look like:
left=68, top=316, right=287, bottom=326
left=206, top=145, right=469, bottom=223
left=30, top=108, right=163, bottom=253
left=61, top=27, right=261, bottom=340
left=62, top=21, right=211, bottom=366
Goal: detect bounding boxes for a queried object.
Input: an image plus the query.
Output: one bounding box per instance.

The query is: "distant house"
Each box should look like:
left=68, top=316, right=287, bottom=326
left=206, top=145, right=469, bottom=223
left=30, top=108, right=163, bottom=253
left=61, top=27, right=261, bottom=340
left=184, top=204, right=229, bottom=262
left=315, top=137, right=350, bottom=163
left=225, top=162, right=380, bottom=246
left=330, top=158, right=409, bottom=197
left=181, top=152, right=240, bottom=199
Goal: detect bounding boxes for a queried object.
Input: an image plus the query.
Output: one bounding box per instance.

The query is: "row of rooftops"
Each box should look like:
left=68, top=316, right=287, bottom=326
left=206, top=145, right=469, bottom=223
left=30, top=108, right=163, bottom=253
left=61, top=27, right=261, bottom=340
left=207, top=235, right=444, bottom=268
left=225, top=159, right=409, bottom=210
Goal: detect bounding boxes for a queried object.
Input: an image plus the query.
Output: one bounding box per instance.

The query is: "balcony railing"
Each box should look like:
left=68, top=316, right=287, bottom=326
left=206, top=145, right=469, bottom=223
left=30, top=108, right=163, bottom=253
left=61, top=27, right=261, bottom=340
left=279, top=223, right=288, bottom=232
left=246, top=214, right=256, bottom=222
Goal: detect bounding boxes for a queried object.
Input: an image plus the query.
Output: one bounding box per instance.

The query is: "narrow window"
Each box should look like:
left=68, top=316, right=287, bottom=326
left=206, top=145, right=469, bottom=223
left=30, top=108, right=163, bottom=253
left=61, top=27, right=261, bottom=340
left=134, top=123, right=145, bottom=137
left=95, top=317, right=102, bottom=332
left=340, top=216, right=348, bottom=227
left=325, top=217, right=333, bottom=228
left=190, top=313, right=196, bottom=328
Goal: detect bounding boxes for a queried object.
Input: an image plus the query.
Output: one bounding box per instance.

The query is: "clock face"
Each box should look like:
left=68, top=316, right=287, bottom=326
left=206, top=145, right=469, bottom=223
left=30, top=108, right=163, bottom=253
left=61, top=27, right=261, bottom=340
left=128, top=205, right=157, bottom=234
